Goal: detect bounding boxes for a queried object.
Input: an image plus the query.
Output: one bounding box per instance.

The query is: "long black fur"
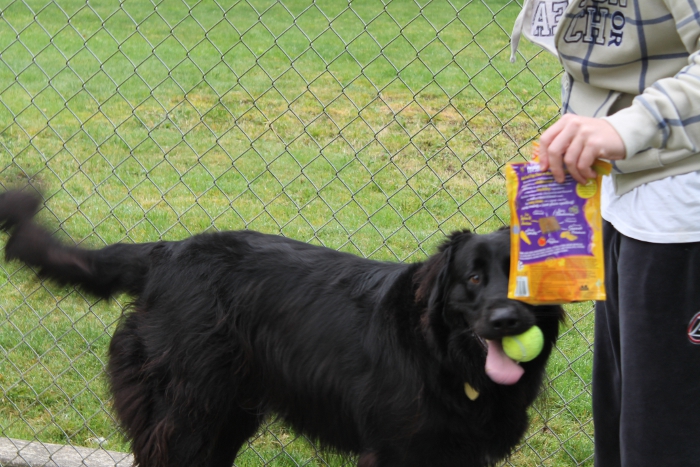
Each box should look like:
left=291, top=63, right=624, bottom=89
left=0, top=189, right=564, bottom=467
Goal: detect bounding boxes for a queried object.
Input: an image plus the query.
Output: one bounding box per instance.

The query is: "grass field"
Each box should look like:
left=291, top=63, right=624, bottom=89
left=0, top=0, right=594, bottom=465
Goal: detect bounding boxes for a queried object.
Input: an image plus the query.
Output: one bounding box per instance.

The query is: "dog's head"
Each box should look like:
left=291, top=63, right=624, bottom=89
left=414, top=228, right=563, bottom=385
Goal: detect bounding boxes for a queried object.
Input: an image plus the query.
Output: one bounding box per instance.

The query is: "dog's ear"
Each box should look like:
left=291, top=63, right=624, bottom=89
left=444, top=229, right=473, bottom=245
left=414, top=230, right=471, bottom=310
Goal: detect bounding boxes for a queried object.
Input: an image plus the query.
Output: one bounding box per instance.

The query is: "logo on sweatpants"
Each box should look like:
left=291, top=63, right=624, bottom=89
left=687, top=311, right=700, bottom=344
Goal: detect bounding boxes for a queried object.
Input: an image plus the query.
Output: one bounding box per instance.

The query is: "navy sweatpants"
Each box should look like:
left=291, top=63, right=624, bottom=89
left=593, top=221, right=700, bottom=466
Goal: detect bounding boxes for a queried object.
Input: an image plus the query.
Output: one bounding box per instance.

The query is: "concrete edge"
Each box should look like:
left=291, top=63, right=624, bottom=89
left=0, top=437, right=133, bottom=467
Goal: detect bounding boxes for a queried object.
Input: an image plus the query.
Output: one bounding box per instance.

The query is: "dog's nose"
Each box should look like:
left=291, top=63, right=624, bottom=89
left=489, top=307, right=523, bottom=333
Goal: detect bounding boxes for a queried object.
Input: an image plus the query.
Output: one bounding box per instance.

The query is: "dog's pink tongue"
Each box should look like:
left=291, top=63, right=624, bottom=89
left=485, top=340, right=524, bottom=385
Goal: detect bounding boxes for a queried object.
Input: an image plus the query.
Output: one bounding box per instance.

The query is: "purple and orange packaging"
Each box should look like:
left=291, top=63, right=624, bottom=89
left=506, top=144, right=609, bottom=305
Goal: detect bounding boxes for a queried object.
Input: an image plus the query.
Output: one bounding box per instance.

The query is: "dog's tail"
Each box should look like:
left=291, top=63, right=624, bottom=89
left=0, top=189, right=155, bottom=298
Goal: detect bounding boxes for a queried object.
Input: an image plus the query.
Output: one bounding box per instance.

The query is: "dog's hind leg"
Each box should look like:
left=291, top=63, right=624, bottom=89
left=107, top=313, right=174, bottom=467
left=205, top=407, right=263, bottom=467
left=120, top=383, right=262, bottom=467
left=108, top=311, right=263, bottom=466
left=146, top=401, right=263, bottom=467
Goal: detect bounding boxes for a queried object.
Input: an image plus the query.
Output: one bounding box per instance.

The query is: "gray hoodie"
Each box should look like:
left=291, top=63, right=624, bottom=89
left=511, top=0, right=700, bottom=195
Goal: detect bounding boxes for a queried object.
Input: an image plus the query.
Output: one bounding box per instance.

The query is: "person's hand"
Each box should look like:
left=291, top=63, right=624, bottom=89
left=539, top=115, right=626, bottom=184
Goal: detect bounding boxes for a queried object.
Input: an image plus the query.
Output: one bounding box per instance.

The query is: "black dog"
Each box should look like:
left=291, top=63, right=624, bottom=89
left=0, top=190, right=563, bottom=467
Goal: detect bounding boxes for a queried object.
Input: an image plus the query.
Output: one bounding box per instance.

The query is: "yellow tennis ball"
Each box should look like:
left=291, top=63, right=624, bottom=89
left=502, top=326, right=544, bottom=362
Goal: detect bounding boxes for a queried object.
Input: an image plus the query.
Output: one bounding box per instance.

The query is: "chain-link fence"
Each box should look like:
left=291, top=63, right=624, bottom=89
left=0, top=0, right=595, bottom=465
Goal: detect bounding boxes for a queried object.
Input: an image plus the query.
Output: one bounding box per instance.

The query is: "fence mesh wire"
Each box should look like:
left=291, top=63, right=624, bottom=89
left=0, top=0, right=594, bottom=465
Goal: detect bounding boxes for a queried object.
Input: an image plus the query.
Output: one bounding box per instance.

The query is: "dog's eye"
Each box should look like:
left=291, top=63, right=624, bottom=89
left=469, top=275, right=481, bottom=285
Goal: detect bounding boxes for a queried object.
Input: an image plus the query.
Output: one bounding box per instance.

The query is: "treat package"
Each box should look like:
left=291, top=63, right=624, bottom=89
left=505, top=146, right=610, bottom=305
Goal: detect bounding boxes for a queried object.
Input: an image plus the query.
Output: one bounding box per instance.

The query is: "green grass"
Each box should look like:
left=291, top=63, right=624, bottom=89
left=0, top=0, right=593, bottom=465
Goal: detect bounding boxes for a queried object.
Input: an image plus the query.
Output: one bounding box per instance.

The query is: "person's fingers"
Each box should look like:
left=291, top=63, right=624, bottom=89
left=577, top=143, right=602, bottom=181
left=563, top=134, right=587, bottom=184
left=546, top=144, right=566, bottom=182
left=544, top=119, right=579, bottom=182
left=539, top=116, right=625, bottom=184
left=538, top=118, right=567, bottom=172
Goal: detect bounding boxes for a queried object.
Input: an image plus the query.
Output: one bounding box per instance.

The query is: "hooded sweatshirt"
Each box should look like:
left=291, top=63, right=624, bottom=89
left=511, top=0, right=700, bottom=242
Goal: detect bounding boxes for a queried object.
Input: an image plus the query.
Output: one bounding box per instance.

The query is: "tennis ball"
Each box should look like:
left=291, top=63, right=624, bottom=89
left=502, top=326, right=544, bottom=363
